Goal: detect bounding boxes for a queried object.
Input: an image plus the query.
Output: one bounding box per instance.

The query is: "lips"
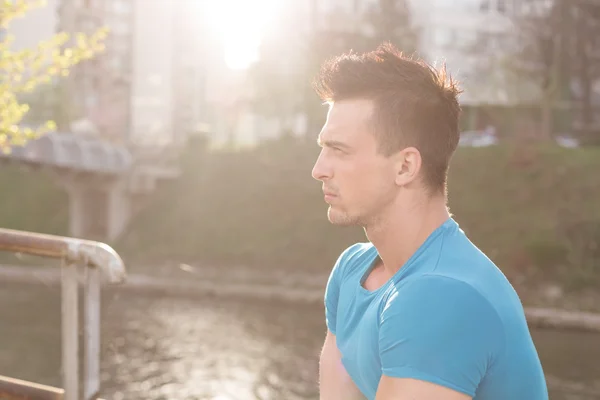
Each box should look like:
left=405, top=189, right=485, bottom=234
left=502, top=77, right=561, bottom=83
left=323, top=191, right=337, bottom=203
left=322, top=186, right=337, bottom=197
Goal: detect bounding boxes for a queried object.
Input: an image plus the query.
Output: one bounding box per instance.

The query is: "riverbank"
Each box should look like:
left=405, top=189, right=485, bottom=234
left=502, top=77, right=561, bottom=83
left=2, top=143, right=600, bottom=292
left=118, top=143, right=600, bottom=290
left=2, top=264, right=600, bottom=334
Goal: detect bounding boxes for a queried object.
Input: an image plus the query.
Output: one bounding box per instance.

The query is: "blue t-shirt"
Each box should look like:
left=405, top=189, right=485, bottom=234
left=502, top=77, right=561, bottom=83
left=325, top=218, right=548, bottom=399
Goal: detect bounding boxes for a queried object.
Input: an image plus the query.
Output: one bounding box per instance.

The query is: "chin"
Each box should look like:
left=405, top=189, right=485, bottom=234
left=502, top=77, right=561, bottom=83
left=327, top=207, right=360, bottom=226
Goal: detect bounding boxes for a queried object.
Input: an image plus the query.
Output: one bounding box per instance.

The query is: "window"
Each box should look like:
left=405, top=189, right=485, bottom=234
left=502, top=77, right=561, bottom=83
left=497, top=0, right=507, bottom=13
left=110, top=56, right=123, bottom=72
left=455, top=30, right=478, bottom=49
left=110, top=20, right=130, bottom=35
left=113, top=1, right=131, bottom=14
left=434, top=27, right=456, bottom=48
left=85, top=93, right=98, bottom=110
left=82, top=0, right=100, bottom=9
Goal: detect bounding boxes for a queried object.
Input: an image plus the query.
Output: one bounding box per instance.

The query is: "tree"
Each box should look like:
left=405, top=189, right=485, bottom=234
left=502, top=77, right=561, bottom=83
left=247, top=1, right=420, bottom=140
left=509, top=0, right=600, bottom=142
left=0, top=0, right=107, bottom=153
left=569, top=0, right=600, bottom=144
left=463, top=0, right=570, bottom=139
left=362, top=0, right=419, bottom=55
left=474, top=0, right=600, bottom=141
left=524, top=0, right=578, bottom=139
left=248, top=2, right=372, bottom=139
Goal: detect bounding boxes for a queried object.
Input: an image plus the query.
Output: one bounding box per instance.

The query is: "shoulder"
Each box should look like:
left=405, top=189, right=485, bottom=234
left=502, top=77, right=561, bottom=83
left=381, top=275, right=505, bottom=344
left=324, top=242, right=375, bottom=334
left=385, top=274, right=500, bottom=315
left=340, top=242, right=375, bottom=262
left=378, top=275, right=506, bottom=376
left=325, top=242, right=374, bottom=295
left=330, top=242, right=375, bottom=279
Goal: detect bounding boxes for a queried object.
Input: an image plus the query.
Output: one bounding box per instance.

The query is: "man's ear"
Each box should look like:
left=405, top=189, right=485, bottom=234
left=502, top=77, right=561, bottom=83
left=394, top=147, right=422, bottom=186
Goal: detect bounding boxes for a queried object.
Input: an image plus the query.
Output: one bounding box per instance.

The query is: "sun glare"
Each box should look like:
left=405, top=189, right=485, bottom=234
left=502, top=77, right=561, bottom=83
left=202, top=0, right=280, bottom=70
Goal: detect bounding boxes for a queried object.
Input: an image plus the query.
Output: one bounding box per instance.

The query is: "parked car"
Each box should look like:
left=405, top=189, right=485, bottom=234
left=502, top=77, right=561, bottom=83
left=459, top=126, right=498, bottom=147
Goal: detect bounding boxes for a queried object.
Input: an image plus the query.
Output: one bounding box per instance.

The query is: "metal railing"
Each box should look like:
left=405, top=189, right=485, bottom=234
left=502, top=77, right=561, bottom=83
left=0, top=228, right=127, bottom=400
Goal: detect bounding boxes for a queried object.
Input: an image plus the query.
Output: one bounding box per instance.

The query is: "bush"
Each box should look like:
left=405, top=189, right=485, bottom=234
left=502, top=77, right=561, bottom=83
left=560, top=219, right=600, bottom=287
left=523, top=237, right=570, bottom=271
left=118, top=141, right=600, bottom=285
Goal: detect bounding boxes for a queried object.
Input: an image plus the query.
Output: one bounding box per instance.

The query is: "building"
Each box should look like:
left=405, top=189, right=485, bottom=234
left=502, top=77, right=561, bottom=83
left=314, top=0, right=519, bottom=105
left=57, top=0, right=134, bottom=142
left=5, top=0, right=134, bottom=142
left=5, top=0, right=226, bottom=148
left=417, top=0, right=520, bottom=106
left=130, top=0, right=220, bottom=147
left=215, top=0, right=521, bottom=143
left=5, top=0, right=524, bottom=147
left=4, top=0, right=59, bottom=50
left=4, top=0, right=61, bottom=127
left=129, top=0, right=175, bottom=146
left=170, top=1, right=211, bottom=145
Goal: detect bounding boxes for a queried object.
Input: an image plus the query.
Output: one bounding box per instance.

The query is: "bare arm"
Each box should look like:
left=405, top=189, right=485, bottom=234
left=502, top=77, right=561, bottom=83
left=375, top=376, right=472, bottom=400
left=319, top=329, right=365, bottom=400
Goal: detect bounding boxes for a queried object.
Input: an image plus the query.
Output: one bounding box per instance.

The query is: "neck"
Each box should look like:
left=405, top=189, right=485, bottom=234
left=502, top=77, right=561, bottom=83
left=364, top=192, right=450, bottom=278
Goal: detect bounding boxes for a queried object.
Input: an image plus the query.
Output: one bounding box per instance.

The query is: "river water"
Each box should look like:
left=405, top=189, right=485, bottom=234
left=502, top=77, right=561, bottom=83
left=0, top=283, right=599, bottom=400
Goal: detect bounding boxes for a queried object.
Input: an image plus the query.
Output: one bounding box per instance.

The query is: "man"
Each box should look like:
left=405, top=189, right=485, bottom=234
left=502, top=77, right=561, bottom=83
left=311, top=43, right=548, bottom=400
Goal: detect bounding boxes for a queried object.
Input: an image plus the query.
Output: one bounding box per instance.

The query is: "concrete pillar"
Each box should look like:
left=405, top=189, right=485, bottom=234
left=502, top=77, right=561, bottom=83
left=105, top=180, right=130, bottom=242
left=66, top=183, right=88, bottom=239
left=63, top=177, right=131, bottom=242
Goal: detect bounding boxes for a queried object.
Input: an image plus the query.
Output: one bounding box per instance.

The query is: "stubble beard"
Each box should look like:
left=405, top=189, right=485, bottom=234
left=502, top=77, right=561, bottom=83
left=327, top=205, right=363, bottom=227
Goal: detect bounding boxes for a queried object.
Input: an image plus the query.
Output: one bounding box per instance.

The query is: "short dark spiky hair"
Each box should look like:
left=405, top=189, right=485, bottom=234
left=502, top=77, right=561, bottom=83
left=312, top=42, right=463, bottom=195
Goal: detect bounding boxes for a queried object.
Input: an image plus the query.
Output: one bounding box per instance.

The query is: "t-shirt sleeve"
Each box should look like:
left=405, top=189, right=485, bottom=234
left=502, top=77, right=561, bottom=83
left=324, top=244, right=361, bottom=335
left=378, top=275, right=505, bottom=397
left=324, top=252, right=344, bottom=335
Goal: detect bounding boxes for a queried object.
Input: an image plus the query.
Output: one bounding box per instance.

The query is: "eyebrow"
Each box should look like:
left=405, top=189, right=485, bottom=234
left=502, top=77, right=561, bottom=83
left=317, top=137, right=351, bottom=150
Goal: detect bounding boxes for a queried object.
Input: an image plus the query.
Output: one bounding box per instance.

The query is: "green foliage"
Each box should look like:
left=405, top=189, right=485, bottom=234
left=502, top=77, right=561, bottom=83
left=0, top=165, right=68, bottom=265
left=118, top=136, right=364, bottom=269
left=0, top=165, right=67, bottom=233
left=523, top=237, right=569, bottom=275
left=115, top=142, right=600, bottom=286
left=559, top=219, right=600, bottom=288
left=1, top=138, right=599, bottom=288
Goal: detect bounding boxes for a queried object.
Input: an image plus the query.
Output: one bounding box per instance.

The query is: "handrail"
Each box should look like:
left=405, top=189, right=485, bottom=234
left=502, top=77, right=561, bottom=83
left=0, top=374, right=110, bottom=400
left=0, top=228, right=127, bottom=400
left=0, top=228, right=126, bottom=283
left=0, top=374, right=63, bottom=400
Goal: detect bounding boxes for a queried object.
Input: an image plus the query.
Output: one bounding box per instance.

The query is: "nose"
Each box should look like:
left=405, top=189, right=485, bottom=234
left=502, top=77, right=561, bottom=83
left=311, top=149, right=331, bottom=182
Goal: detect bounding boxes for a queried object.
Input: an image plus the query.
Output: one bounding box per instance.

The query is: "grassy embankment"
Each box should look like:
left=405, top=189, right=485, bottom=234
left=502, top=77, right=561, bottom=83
left=1, top=137, right=598, bottom=290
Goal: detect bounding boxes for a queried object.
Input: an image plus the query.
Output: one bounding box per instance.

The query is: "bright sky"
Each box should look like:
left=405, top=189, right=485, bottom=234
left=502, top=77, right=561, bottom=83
left=202, top=0, right=281, bottom=70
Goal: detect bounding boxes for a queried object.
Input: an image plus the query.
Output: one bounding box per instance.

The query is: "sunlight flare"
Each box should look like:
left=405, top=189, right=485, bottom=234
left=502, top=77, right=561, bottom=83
left=201, top=0, right=280, bottom=70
